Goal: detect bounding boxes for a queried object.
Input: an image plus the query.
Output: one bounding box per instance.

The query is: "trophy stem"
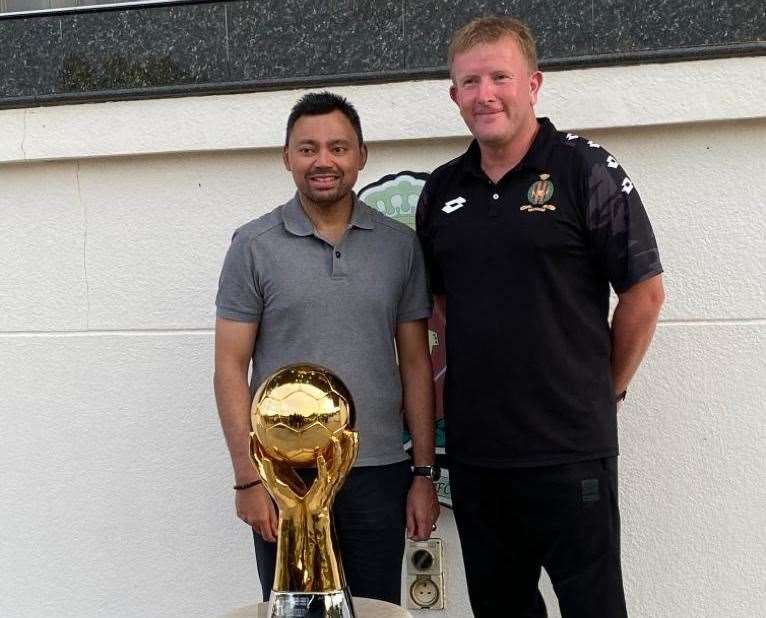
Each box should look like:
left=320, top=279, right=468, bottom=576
left=273, top=506, right=345, bottom=593
left=268, top=588, right=355, bottom=618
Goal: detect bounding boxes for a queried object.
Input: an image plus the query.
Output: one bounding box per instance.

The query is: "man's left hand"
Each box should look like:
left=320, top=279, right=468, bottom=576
left=406, top=476, right=440, bottom=541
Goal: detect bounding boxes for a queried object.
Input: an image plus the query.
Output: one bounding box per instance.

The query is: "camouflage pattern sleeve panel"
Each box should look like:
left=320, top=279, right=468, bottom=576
left=560, top=131, right=664, bottom=294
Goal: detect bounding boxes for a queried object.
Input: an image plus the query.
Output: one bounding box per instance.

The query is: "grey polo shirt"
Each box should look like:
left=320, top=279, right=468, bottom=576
left=216, top=194, right=432, bottom=466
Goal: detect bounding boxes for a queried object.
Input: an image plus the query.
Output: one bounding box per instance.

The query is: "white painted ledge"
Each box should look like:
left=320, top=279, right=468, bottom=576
left=1, top=56, right=764, bottom=164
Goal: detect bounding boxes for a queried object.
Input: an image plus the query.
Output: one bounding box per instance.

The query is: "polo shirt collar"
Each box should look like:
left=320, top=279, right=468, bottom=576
left=460, top=140, right=485, bottom=180
left=460, top=117, right=558, bottom=180
left=349, top=194, right=374, bottom=230
left=521, top=117, right=557, bottom=172
left=282, top=193, right=374, bottom=237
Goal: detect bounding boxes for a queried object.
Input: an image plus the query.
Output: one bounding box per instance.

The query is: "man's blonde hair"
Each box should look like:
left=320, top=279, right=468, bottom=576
left=448, top=16, right=538, bottom=73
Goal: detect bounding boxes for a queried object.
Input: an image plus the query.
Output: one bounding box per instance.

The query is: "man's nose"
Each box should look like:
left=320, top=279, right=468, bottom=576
left=477, top=77, right=495, bottom=103
left=315, top=147, right=334, bottom=167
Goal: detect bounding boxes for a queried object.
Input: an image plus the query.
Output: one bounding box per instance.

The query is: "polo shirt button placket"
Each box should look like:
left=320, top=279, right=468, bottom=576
left=331, top=244, right=347, bottom=279
left=328, top=224, right=351, bottom=279
left=488, top=188, right=501, bottom=217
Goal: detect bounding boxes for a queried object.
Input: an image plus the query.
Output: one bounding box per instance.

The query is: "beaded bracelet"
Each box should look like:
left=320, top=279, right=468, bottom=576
left=233, top=479, right=262, bottom=491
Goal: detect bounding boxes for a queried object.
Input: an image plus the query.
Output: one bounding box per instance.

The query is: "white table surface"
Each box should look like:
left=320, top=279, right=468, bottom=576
left=222, top=597, right=413, bottom=617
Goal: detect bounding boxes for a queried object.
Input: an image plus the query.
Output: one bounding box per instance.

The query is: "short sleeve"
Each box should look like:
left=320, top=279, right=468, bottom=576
left=415, top=178, right=446, bottom=295
left=215, top=230, right=263, bottom=322
left=397, top=235, right=433, bottom=323
left=585, top=153, right=663, bottom=294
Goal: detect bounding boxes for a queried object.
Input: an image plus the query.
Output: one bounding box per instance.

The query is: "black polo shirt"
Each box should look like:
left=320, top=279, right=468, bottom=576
left=416, top=118, right=663, bottom=467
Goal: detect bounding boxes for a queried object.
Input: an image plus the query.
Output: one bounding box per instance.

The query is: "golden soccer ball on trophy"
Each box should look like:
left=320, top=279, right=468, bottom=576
left=251, top=363, right=355, bottom=467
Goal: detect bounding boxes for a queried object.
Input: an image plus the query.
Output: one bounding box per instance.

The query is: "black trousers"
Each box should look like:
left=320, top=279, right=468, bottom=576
left=253, top=460, right=412, bottom=605
left=450, top=457, right=628, bottom=618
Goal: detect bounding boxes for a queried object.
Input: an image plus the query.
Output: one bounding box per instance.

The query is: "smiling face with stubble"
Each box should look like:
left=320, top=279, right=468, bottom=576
left=283, top=109, right=368, bottom=210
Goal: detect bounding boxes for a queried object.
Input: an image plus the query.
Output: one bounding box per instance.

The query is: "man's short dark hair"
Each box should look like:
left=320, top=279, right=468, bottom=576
left=285, top=92, right=364, bottom=147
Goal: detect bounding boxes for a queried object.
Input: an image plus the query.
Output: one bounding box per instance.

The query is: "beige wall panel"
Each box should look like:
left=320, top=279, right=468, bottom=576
left=0, top=161, right=88, bottom=331
left=0, top=334, right=257, bottom=617
left=619, top=322, right=765, bottom=618
left=77, top=152, right=288, bottom=330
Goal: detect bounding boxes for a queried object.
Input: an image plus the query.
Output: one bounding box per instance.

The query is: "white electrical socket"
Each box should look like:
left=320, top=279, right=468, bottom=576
left=405, top=538, right=445, bottom=610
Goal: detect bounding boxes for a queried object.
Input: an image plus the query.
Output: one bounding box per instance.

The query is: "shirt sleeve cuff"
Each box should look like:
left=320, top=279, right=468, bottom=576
left=612, top=266, right=664, bottom=295
left=216, top=306, right=261, bottom=322
left=397, top=306, right=433, bottom=323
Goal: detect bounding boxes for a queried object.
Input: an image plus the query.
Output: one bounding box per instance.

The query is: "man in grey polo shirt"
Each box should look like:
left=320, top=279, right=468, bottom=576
left=214, top=92, right=439, bottom=605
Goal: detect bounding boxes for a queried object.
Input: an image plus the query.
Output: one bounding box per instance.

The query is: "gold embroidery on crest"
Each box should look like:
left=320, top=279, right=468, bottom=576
left=521, top=174, right=556, bottom=212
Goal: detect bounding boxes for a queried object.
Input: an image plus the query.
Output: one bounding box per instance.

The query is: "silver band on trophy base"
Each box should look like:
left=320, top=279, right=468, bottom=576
left=268, top=588, right=355, bottom=618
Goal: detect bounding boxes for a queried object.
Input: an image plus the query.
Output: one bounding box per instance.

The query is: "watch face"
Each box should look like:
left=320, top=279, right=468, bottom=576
left=415, top=465, right=440, bottom=481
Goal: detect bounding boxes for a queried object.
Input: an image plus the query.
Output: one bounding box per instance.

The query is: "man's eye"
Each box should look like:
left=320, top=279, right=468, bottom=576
left=333, top=147, right=348, bottom=154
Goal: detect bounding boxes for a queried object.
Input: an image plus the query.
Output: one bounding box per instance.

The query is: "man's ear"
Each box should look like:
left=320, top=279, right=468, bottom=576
left=528, top=70, right=543, bottom=106
left=449, top=83, right=458, bottom=106
left=282, top=145, right=291, bottom=171
left=359, top=143, right=368, bottom=170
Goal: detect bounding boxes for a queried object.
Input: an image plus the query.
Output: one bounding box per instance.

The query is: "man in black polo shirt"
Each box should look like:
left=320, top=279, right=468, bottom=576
left=416, top=16, right=665, bottom=618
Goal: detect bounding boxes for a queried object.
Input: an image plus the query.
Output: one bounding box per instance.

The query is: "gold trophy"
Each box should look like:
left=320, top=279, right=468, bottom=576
left=250, top=364, right=359, bottom=618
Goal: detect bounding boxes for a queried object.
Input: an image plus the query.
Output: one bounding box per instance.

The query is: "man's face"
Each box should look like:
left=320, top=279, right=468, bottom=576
left=283, top=110, right=367, bottom=208
left=449, top=36, right=542, bottom=148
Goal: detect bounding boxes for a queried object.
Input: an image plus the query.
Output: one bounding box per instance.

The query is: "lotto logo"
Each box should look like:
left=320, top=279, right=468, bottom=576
left=442, top=196, right=466, bottom=214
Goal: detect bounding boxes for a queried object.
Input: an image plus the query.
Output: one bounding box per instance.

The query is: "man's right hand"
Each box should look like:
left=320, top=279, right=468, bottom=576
left=235, top=484, right=278, bottom=543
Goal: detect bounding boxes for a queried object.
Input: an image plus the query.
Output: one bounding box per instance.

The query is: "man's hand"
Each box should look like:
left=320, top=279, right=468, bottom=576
left=406, top=477, right=440, bottom=541
left=236, top=484, right=278, bottom=543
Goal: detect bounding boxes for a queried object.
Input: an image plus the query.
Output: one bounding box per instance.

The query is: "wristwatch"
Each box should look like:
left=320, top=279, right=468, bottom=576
left=412, top=464, right=441, bottom=482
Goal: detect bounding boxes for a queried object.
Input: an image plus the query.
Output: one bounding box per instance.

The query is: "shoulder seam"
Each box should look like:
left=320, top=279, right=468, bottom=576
left=430, top=152, right=464, bottom=177
left=234, top=207, right=284, bottom=241
left=370, top=209, right=418, bottom=238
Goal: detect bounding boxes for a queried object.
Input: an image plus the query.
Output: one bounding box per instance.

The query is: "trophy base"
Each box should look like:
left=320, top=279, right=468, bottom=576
left=268, top=589, right=355, bottom=618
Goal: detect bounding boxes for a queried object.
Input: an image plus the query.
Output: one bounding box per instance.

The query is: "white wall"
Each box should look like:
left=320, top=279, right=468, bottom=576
left=1, top=57, right=764, bottom=617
